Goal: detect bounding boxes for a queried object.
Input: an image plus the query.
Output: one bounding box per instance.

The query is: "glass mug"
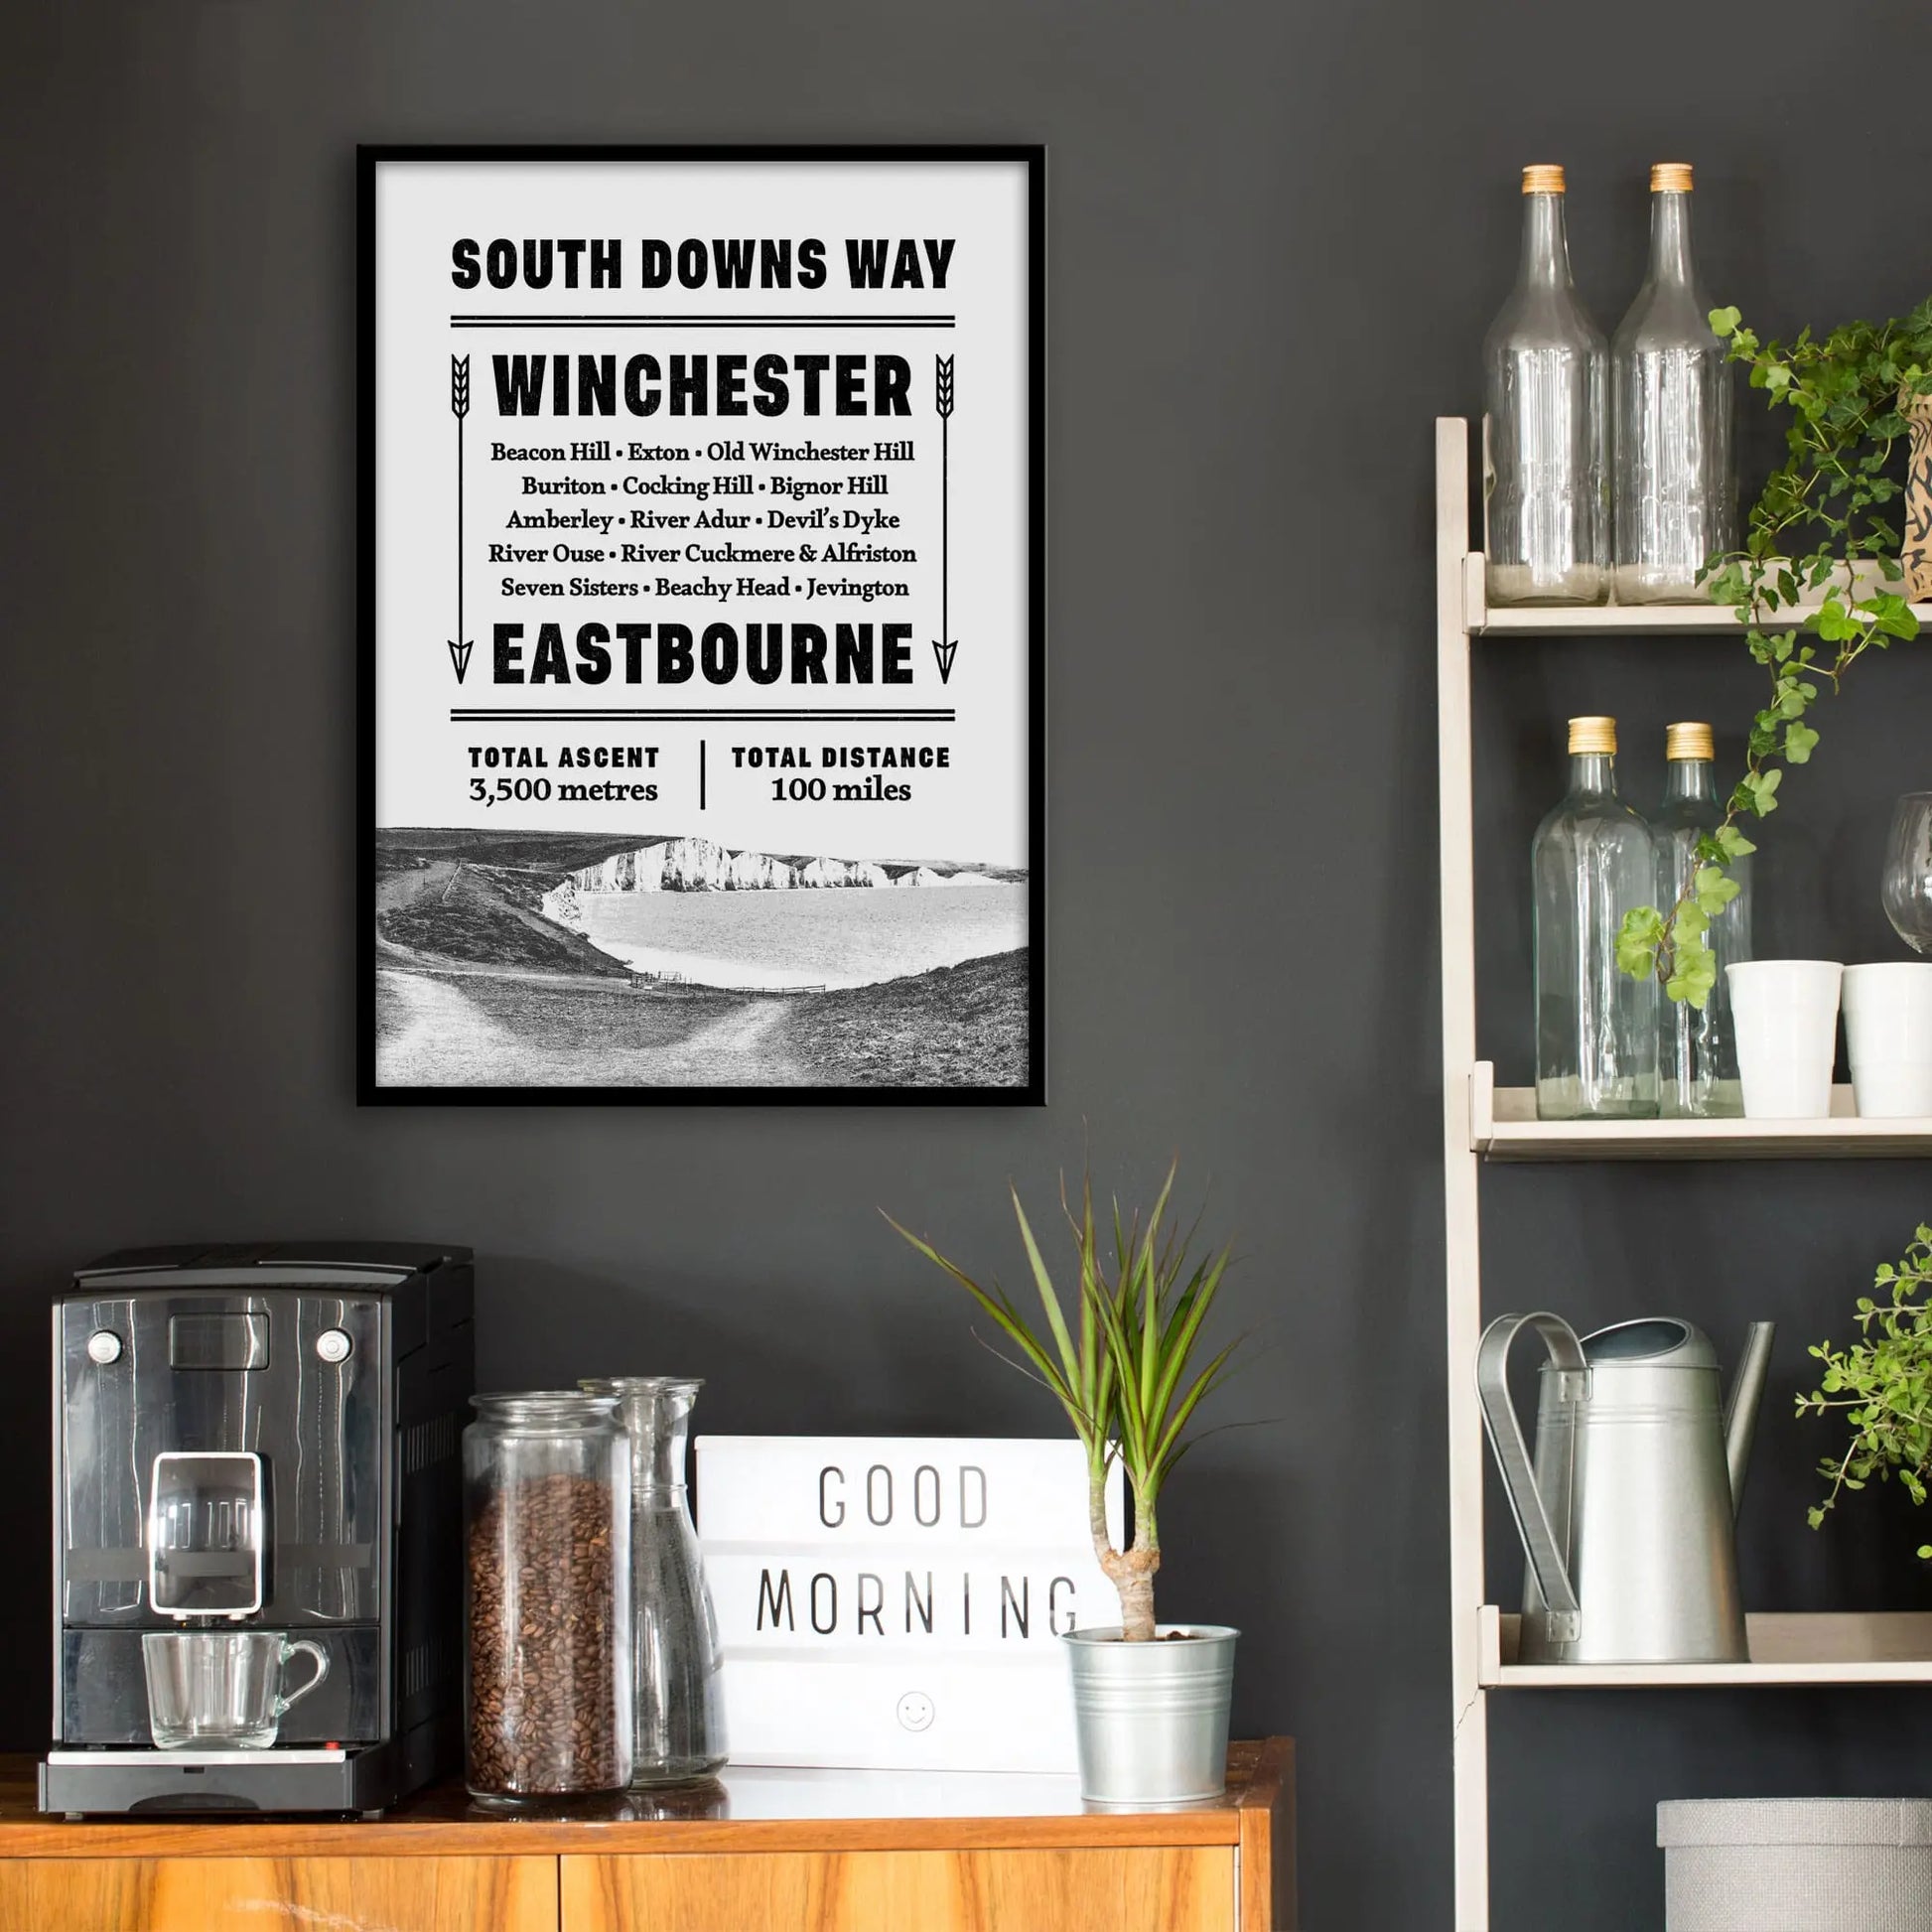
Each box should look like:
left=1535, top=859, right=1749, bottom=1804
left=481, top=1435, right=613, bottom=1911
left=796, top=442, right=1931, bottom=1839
left=142, top=1629, right=330, bottom=1749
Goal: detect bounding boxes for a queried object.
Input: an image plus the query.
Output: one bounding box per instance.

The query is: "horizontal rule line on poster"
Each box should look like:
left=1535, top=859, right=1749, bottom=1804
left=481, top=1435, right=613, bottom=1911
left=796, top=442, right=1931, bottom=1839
left=449, top=709, right=957, bottom=722
left=450, top=317, right=956, bottom=329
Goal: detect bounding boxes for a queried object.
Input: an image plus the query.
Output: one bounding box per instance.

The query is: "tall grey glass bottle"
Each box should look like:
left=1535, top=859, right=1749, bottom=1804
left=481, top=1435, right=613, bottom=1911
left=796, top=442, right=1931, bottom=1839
left=1483, top=165, right=1608, bottom=605
left=581, top=1377, right=728, bottom=1785
left=1533, top=716, right=1659, bottom=1119
left=1612, top=164, right=1735, bottom=602
left=1655, top=723, right=1750, bottom=1117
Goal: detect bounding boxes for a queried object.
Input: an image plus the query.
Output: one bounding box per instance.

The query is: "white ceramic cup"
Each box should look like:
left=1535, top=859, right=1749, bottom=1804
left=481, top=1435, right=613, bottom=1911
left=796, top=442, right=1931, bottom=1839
left=1725, top=961, right=1845, bottom=1119
left=1842, top=962, right=1932, bottom=1118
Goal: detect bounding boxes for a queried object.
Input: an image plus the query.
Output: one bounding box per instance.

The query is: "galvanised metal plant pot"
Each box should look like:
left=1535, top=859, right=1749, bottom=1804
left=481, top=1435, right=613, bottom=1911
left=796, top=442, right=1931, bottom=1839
left=1062, top=1624, right=1239, bottom=1807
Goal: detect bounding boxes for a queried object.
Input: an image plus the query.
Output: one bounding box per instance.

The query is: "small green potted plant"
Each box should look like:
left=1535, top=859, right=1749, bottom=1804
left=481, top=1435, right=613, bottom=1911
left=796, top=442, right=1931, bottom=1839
left=888, top=1161, right=1245, bottom=1806
left=1798, top=1226, right=1932, bottom=1543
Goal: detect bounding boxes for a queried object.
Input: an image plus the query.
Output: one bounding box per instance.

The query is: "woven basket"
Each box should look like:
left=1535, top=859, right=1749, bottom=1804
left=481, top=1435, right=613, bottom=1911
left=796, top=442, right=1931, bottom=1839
left=1659, top=1799, right=1932, bottom=1931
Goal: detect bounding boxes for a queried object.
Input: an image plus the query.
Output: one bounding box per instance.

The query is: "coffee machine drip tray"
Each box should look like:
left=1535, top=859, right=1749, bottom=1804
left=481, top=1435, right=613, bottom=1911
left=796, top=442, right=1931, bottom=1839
left=41, top=1743, right=407, bottom=1818
left=49, top=1748, right=348, bottom=1765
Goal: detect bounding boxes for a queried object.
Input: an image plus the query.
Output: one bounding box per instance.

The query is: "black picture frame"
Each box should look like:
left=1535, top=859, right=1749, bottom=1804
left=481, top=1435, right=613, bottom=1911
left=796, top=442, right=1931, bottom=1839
left=357, top=144, right=1045, bottom=1105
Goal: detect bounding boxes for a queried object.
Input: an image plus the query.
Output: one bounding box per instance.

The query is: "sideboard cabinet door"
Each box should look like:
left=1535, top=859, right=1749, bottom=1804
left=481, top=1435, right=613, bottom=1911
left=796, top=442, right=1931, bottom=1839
left=562, top=1848, right=1236, bottom=1932
left=0, top=1855, right=559, bottom=1932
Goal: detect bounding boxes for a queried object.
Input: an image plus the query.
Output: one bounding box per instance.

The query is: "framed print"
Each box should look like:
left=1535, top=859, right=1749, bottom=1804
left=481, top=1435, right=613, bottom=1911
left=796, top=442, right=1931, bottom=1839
left=359, top=145, right=1043, bottom=1102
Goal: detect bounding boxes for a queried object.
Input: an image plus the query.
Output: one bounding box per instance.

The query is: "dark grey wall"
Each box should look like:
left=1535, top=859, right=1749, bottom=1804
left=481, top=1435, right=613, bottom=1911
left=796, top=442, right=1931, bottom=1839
left=4, top=2, right=1930, bottom=1925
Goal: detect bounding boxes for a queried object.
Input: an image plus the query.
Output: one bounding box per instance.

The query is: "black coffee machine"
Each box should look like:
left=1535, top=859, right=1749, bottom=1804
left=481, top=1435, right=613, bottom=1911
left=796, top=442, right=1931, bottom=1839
left=42, top=1243, right=473, bottom=1816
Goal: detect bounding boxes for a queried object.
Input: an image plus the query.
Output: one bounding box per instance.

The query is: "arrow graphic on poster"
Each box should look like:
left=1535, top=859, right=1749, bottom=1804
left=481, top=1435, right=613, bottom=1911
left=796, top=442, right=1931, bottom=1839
left=448, top=356, right=473, bottom=684
left=931, top=355, right=957, bottom=684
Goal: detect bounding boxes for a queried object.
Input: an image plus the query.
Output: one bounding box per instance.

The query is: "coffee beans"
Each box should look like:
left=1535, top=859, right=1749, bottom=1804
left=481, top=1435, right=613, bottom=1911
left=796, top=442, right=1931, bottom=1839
left=467, top=1471, right=625, bottom=1796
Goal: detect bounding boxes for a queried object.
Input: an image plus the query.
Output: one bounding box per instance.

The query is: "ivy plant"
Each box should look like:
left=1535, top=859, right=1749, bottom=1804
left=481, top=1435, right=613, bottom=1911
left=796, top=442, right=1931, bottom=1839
left=1798, top=1228, right=1932, bottom=1553
left=1615, top=297, right=1932, bottom=1007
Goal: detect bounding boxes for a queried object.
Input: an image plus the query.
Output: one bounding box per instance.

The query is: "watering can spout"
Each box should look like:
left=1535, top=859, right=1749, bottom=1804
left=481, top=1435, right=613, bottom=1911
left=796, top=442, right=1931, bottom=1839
left=1724, top=1322, right=1776, bottom=1517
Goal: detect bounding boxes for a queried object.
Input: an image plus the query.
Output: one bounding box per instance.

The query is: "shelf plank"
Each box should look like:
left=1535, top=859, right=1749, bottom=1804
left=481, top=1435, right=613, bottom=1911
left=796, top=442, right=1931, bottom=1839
left=1461, top=552, right=1932, bottom=637
left=1483, top=601, right=1751, bottom=636
left=1480, top=1607, right=1932, bottom=1688
left=1469, top=1065, right=1932, bottom=1161
left=1480, top=602, right=1932, bottom=637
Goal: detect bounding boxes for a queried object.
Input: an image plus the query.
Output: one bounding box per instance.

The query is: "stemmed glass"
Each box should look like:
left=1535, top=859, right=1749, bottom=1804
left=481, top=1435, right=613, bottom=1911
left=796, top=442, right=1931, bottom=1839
left=1882, top=793, right=1932, bottom=956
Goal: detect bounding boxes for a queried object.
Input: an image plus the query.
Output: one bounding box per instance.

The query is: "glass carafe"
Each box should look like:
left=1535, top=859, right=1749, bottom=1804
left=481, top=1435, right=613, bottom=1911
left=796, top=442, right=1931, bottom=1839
left=1612, top=164, right=1735, bottom=603
left=1533, top=716, right=1660, bottom=1119
left=582, top=1377, right=728, bottom=1785
left=1483, top=164, right=1609, bottom=606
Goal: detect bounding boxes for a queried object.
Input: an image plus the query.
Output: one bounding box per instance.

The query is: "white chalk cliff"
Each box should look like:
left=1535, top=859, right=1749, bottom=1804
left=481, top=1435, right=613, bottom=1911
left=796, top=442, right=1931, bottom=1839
left=559, top=836, right=988, bottom=897
left=797, top=855, right=891, bottom=890
left=541, top=878, right=585, bottom=930
left=571, top=838, right=789, bottom=894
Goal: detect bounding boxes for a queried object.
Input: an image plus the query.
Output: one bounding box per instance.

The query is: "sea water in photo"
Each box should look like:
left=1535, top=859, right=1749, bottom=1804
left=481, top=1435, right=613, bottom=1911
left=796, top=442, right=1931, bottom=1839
left=580, top=884, right=1027, bottom=990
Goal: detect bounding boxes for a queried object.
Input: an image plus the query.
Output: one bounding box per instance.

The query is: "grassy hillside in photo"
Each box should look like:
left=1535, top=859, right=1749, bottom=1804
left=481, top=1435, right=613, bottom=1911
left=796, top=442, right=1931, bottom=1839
left=375, top=859, right=632, bottom=978
left=788, top=949, right=1030, bottom=1087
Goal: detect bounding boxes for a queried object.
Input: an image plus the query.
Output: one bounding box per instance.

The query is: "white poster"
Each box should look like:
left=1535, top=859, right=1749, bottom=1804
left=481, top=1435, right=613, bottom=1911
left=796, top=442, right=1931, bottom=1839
left=359, top=148, right=1042, bottom=1101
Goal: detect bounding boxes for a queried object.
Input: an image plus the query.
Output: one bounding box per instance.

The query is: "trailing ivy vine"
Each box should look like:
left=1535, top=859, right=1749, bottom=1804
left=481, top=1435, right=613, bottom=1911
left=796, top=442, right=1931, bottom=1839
left=1615, top=298, right=1932, bottom=1006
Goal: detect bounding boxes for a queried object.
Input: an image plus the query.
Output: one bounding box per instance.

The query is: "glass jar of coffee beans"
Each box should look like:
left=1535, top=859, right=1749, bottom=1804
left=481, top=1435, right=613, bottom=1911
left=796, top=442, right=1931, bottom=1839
left=463, top=1392, right=631, bottom=1804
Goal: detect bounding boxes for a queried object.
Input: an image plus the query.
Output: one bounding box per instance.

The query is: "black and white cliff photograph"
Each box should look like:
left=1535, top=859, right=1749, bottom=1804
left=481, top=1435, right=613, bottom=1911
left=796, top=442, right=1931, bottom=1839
left=372, top=826, right=1030, bottom=1091
left=360, top=149, right=1043, bottom=1099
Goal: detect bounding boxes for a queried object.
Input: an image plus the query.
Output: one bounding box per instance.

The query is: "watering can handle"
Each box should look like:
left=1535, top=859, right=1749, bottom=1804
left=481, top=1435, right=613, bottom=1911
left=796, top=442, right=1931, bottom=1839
left=1475, top=1312, right=1586, bottom=1622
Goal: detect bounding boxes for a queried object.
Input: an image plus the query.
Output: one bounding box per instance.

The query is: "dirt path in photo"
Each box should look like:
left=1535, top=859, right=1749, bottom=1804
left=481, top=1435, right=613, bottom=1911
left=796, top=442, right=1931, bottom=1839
left=636, top=998, right=804, bottom=1086
left=374, top=971, right=519, bottom=1087
left=375, top=861, right=460, bottom=912
left=374, top=968, right=808, bottom=1088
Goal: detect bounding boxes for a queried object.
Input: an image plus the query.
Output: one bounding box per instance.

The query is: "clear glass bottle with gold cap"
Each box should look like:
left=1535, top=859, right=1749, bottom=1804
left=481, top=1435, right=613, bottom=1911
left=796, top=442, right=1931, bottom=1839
left=1655, top=722, right=1750, bottom=1116
left=1483, top=164, right=1608, bottom=605
left=1533, top=716, right=1659, bottom=1119
left=1612, top=164, right=1735, bottom=603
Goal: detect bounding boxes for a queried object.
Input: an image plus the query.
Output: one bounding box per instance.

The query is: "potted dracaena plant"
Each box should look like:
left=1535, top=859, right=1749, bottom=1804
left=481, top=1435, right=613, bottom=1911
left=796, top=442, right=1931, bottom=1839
left=886, top=1161, right=1246, bottom=1806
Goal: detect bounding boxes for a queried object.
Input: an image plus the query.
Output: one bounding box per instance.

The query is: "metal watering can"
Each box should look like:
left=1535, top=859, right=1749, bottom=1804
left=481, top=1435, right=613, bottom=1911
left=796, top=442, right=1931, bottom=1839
left=1476, top=1313, right=1775, bottom=1665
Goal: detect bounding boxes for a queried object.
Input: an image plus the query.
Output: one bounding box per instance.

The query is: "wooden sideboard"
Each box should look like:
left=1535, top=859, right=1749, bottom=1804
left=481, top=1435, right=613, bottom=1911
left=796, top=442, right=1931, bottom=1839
left=0, top=1740, right=1294, bottom=1932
